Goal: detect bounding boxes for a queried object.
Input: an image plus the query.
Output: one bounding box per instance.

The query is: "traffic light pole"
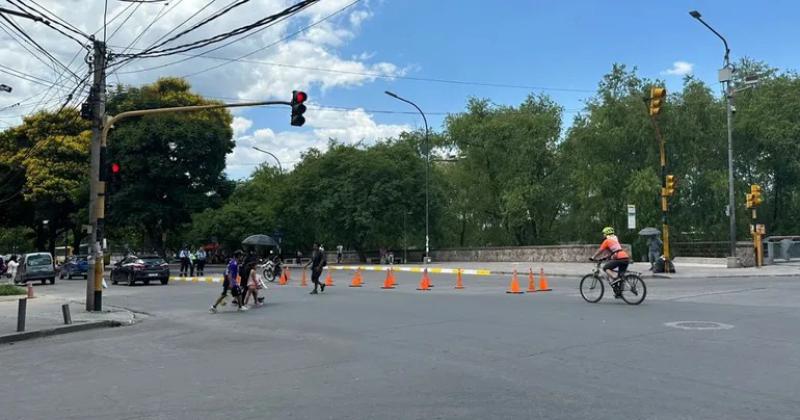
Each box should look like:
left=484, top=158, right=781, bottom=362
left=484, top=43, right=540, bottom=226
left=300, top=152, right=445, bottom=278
left=649, top=116, right=672, bottom=271
left=85, top=99, right=293, bottom=311
left=86, top=39, right=106, bottom=311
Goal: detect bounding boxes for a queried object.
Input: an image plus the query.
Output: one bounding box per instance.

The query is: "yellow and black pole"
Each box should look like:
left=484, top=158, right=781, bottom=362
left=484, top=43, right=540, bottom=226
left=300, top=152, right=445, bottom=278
left=646, top=87, right=675, bottom=272
left=746, top=184, right=764, bottom=267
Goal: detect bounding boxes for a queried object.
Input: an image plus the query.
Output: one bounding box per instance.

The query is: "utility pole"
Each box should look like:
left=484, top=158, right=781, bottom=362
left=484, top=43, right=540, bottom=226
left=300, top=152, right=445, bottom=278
left=646, top=87, right=675, bottom=273
left=86, top=38, right=106, bottom=311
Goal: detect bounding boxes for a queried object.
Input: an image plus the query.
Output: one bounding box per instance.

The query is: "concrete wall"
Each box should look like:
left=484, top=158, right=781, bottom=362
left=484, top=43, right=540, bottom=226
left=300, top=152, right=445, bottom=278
left=429, top=244, right=632, bottom=263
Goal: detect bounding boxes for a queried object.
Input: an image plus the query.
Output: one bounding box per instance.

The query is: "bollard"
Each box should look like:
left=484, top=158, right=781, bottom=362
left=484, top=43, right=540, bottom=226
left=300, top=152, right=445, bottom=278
left=17, top=298, right=26, bottom=332
left=61, top=303, right=72, bottom=325
left=26, top=282, right=33, bottom=298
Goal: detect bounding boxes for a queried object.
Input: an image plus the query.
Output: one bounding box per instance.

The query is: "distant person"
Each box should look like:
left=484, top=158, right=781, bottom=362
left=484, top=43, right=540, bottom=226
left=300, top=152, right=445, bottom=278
left=6, top=255, right=18, bottom=284
left=189, top=249, right=197, bottom=276
left=195, top=246, right=207, bottom=276
left=296, top=250, right=303, bottom=264
left=0, top=257, right=6, bottom=283
left=306, top=242, right=327, bottom=294
left=244, top=261, right=263, bottom=307
left=179, top=246, right=190, bottom=277
left=336, top=245, right=343, bottom=264
left=647, top=236, right=663, bottom=271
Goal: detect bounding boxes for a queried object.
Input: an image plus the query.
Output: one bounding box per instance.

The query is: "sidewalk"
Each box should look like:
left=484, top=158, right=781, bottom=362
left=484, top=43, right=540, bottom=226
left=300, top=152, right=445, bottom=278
left=0, top=291, right=135, bottom=344
left=328, top=260, right=800, bottom=279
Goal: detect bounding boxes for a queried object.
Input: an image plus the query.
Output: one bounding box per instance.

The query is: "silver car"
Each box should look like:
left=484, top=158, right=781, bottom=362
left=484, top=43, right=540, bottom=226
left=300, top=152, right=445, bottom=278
left=16, top=252, right=56, bottom=285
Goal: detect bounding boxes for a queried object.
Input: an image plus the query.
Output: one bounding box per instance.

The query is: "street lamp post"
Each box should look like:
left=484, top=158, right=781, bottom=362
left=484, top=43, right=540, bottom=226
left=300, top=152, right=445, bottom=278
left=689, top=10, right=739, bottom=266
left=385, top=91, right=430, bottom=263
left=402, top=210, right=412, bottom=264
left=252, top=146, right=283, bottom=173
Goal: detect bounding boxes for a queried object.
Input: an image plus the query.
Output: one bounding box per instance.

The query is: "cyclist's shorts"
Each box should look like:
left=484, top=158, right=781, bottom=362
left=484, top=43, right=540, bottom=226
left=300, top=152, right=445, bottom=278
left=603, top=259, right=629, bottom=274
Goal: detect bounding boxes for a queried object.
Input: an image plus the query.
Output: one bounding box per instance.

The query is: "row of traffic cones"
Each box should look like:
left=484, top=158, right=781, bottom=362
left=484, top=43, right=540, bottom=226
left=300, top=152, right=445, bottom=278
left=280, top=267, right=552, bottom=293
left=506, top=268, right=551, bottom=294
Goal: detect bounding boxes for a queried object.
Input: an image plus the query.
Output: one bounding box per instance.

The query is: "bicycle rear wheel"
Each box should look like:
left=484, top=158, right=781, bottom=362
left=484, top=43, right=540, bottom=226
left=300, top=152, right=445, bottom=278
left=580, top=274, right=604, bottom=303
left=620, top=274, right=646, bottom=305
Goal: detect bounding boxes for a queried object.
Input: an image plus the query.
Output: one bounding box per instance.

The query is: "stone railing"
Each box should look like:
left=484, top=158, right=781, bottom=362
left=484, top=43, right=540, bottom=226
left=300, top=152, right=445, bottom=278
left=429, top=244, right=632, bottom=263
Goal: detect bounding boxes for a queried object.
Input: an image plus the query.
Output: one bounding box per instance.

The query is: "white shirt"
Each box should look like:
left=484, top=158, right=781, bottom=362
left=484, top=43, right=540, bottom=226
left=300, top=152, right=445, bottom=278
left=7, top=260, right=18, bottom=281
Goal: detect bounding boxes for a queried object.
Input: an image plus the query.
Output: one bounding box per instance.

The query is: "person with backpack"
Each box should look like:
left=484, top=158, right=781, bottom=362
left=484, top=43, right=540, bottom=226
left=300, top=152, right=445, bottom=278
left=210, top=251, right=247, bottom=313
left=306, top=242, right=327, bottom=294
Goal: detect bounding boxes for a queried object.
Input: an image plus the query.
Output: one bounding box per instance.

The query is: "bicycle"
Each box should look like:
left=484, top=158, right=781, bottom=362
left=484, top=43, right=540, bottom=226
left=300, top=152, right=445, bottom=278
left=580, top=258, right=647, bottom=305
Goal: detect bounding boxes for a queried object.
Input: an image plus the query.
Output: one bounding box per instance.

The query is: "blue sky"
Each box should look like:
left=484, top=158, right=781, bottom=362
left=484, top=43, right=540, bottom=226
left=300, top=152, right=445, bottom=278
left=223, top=0, right=799, bottom=177
left=1, top=0, right=798, bottom=179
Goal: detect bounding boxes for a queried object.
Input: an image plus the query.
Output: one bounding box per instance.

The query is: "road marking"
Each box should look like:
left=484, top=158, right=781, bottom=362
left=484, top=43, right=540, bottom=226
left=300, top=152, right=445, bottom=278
left=327, top=266, right=492, bottom=276
left=664, top=321, right=734, bottom=331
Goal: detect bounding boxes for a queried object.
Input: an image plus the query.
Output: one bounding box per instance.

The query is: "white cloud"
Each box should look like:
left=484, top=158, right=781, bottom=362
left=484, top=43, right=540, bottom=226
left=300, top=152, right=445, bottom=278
left=0, top=0, right=401, bottom=121
left=662, top=61, right=694, bottom=76
left=226, top=108, right=411, bottom=179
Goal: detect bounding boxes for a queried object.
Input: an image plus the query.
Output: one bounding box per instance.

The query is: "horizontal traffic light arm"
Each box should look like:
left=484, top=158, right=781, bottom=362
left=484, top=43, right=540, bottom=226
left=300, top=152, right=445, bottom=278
left=101, top=100, right=292, bottom=147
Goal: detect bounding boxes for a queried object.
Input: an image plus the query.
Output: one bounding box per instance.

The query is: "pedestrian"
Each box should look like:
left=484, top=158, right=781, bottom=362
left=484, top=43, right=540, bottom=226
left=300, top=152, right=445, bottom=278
left=647, top=235, right=663, bottom=271
left=189, top=248, right=197, bottom=276
left=179, top=245, right=189, bottom=277
left=210, top=251, right=246, bottom=313
left=0, top=257, right=6, bottom=283
left=336, top=244, right=343, bottom=264
left=306, top=242, right=327, bottom=294
left=240, top=250, right=257, bottom=287
left=296, top=250, right=303, bottom=264
left=195, top=246, right=207, bottom=276
left=243, top=261, right=263, bottom=307
left=6, top=255, right=18, bottom=284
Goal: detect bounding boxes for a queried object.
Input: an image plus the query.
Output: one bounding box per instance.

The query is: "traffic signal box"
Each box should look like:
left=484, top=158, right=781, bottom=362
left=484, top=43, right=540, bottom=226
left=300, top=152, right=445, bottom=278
left=649, top=87, right=666, bottom=116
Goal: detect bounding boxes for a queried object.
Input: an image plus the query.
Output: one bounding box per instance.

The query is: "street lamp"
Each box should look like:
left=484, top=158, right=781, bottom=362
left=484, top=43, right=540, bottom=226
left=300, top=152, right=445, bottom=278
left=0, top=84, right=12, bottom=93
left=402, top=210, right=412, bottom=264
left=689, top=10, right=738, bottom=266
left=252, top=146, right=283, bottom=173
left=385, top=90, right=430, bottom=263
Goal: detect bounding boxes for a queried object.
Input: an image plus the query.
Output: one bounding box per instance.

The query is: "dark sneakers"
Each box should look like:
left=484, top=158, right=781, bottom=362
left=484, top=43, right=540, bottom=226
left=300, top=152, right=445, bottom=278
left=320, top=283, right=326, bottom=292
left=310, top=290, right=318, bottom=294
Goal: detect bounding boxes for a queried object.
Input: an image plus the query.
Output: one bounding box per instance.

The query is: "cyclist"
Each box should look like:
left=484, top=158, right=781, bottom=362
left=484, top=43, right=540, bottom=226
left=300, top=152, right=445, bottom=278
left=590, top=227, right=630, bottom=298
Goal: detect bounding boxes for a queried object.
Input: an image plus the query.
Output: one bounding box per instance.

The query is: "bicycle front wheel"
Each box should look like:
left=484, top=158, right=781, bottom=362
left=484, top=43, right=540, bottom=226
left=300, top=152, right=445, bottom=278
left=620, top=274, right=647, bottom=305
left=580, top=274, right=604, bottom=303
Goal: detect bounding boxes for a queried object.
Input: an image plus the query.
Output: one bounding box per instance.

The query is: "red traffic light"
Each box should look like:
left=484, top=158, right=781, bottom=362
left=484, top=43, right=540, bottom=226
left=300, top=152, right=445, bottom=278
left=293, top=90, right=307, bottom=104
left=111, top=162, right=121, bottom=174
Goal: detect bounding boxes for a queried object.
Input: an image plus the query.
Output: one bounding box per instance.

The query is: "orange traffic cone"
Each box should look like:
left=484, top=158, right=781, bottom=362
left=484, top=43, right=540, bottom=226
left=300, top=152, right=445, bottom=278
left=325, top=271, right=335, bottom=286
left=526, top=269, right=537, bottom=293
left=416, top=268, right=431, bottom=291
left=349, top=270, right=363, bottom=287
left=454, top=269, right=465, bottom=289
left=300, top=269, right=308, bottom=287
left=279, top=270, right=287, bottom=285
left=381, top=269, right=395, bottom=289
left=389, top=268, right=398, bottom=287
left=538, top=268, right=552, bottom=291
left=286, top=267, right=291, bottom=282
left=506, top=270, right=524, bottom=294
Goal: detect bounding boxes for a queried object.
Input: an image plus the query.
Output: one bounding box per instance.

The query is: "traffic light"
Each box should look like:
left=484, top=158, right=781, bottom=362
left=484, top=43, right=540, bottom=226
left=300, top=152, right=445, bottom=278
left=108, top=162, right=121, bottom=194
left=746, top=193, right=754, bottom=209
left=664, top=174, right=676, bottom=196
left=750, top=184, right=763, bottom=207
left=290, top=90, right=307, bottom=127
left=649, top=87, right=667, bottom=116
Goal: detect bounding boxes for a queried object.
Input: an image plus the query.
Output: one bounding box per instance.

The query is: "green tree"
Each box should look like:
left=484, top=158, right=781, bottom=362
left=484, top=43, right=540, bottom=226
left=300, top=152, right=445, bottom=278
left=105, top=78, right=234, bottom=253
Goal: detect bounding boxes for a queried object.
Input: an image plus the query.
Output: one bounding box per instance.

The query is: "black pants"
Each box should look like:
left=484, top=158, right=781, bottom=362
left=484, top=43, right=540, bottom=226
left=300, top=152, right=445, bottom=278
left=196, top=260, right=206, bottom=276
left=311, top=268, right=322, bottom=290
left=180, top=258, right=189, bottom=276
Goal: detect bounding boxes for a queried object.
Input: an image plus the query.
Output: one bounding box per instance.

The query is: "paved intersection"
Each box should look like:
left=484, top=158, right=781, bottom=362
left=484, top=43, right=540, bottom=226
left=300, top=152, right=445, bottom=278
left=2, top=270, right=800, bottom=419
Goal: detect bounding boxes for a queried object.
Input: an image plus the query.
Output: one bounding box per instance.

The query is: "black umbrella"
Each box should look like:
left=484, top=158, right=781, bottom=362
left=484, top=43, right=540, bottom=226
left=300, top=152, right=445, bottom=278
left=638, top=227, right=661, bottom=236
left=241, top=234, right=279, bottom=247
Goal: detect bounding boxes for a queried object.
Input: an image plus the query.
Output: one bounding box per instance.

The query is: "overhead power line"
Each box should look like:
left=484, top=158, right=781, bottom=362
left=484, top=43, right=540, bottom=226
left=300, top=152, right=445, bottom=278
left=110, top=0, right=319, bottom=62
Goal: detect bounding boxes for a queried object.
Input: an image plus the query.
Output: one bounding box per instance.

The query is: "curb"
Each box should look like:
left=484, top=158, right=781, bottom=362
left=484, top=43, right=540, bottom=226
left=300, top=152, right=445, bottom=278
left=0, top=319, right=123, bottom=345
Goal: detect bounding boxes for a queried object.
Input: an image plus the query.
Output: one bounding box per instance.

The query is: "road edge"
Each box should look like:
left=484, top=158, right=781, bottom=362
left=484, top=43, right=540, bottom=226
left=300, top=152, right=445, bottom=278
left=0, top=319, right=124, bottom=345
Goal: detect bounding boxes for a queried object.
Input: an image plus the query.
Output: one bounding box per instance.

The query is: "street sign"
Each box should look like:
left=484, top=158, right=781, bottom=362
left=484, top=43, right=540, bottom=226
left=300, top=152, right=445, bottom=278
left=627, top=205, right=636, bottom=229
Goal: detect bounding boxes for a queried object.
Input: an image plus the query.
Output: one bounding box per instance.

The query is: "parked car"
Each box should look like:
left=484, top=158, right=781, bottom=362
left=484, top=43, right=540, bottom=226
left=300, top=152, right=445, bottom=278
left=110, top=255, right=170, bottom=286
left=60, top=255, right=89, bottom=279
left=16, top=252, right=56, bottom=285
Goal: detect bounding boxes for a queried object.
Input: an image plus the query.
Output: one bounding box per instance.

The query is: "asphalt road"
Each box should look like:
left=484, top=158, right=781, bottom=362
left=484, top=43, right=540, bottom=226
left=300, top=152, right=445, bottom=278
left=2, top=271, right=800, bottom=419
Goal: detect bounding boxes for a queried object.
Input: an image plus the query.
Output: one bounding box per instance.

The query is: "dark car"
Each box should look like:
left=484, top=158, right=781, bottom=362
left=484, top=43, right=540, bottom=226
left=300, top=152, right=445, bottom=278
left=60, top=255, right=88, bottom=279
left=110, top=255, right=170, bottom=286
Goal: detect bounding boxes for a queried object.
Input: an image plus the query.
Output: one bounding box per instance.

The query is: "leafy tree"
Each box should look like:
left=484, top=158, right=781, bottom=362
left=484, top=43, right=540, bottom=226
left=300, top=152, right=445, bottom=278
left=105, top=78, right=234, bottom=253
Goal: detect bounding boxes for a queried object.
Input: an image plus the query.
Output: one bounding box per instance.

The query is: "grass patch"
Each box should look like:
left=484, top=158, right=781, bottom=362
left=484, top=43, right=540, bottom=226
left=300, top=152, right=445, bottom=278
left=0, top=284, right=26, bottom=296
